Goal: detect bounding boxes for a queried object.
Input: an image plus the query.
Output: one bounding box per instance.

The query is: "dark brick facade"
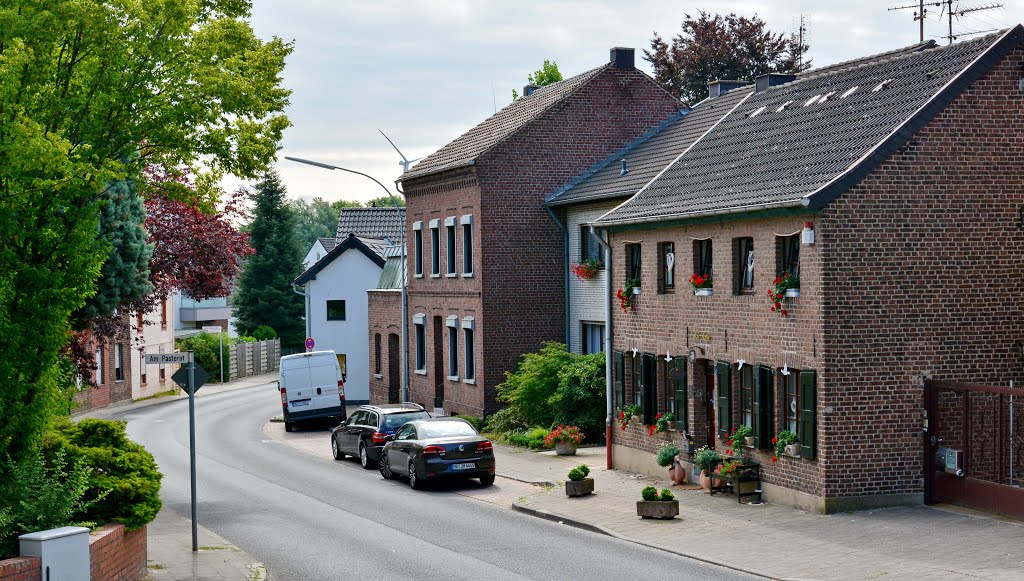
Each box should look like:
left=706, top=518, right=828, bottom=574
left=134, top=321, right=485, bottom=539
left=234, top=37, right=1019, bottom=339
left=399, top=62, right=679, bottom=416
left=368, top=289, right=402, bottom=405
left=609, top=45, right=1024, bottom=511
left=73, top=315, right=134, bottom=414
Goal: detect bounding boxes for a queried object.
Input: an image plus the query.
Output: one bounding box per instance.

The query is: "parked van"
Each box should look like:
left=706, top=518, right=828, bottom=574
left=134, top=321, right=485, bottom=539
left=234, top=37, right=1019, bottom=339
left=279, top=351, right=346, bottom=432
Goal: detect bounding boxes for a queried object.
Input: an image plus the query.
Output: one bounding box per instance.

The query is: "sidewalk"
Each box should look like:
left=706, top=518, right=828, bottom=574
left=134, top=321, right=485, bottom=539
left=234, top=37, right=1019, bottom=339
left=82, top=372, right=278, bottom=580
left=495, top=445, right=1024, bottom=580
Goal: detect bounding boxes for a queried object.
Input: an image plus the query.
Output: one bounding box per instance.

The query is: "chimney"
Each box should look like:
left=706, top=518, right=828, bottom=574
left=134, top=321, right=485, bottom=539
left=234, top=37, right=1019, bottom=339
left=524, top=84, right=539, bottom=96
left=754, top=73, right=797, bottom=93
left=610, top=47, right=635, bottom=69
left=707, top=79, right=749, bottom=98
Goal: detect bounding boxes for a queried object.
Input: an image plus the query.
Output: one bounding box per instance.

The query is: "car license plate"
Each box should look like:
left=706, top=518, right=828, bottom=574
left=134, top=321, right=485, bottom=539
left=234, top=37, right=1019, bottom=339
left=291, top=399, right=310, bottom=407
left=451, top=463, right=475, bottom=470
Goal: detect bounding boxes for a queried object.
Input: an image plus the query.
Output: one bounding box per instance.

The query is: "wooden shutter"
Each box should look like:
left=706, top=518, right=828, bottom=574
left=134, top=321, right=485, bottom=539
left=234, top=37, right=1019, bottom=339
left=642, top=353, right=657, bottom=424
left=754, top=365, right=774, bottom=449
left=752, top=366, right=763, bottom=448
left=613, top=351, right=624, bottom=411
left=716, top=361, right=732, bottom=438
left=673, top=359, right=688, bottom=433
left=798, top=370, right=817, bottom=460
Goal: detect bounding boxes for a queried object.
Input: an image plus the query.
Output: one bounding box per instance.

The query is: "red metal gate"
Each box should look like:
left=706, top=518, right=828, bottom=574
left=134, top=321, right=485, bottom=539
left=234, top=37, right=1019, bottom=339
left=925, top=380, right=1024, bottom=518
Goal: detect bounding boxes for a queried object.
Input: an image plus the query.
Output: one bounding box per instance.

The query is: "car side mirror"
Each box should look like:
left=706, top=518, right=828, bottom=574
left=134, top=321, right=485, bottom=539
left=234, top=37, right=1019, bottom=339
left=384, top=435, right=395, bottom=442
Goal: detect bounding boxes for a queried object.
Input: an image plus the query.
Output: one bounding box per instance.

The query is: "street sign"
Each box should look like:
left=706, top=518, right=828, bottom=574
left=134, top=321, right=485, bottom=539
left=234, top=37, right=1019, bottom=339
left=146, top=352, right=193, bottom=365
left=305, top=337, right=315, bottom=350
left=201, top=325, right=222, bottom=333
left=172, top=363, right=208, bottom=393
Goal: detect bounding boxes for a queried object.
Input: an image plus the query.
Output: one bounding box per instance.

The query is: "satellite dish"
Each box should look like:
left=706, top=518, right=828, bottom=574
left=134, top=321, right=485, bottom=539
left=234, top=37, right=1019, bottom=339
left=378, top=129, right=421, bottom=173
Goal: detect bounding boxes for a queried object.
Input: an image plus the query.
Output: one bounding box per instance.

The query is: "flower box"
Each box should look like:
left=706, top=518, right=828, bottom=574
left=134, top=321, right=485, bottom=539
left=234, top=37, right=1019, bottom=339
left=565, top=478, right=594, bottom=497
left=694, top=288, right=713, bottom=297
left=636, top=500, right=679, bottom=519
left=785, top=288, right=800, bottom=298
left=784, top=443, right=802, bottom=456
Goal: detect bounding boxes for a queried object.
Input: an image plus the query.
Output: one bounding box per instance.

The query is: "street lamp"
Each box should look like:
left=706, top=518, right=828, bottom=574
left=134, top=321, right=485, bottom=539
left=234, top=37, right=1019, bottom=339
left=284, top=156, right=410, bottom=403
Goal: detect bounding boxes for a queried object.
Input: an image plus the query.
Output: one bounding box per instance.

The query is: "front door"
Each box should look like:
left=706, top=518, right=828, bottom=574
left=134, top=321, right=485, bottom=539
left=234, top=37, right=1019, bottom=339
left=387, top=334, right=400, bottom=403
left=705, top=364, right=716, bottom=449
left=432, top=316, right=444, bottom=408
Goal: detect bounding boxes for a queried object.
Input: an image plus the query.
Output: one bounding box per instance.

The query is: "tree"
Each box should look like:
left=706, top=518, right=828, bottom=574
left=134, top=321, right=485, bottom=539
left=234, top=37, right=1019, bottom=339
left=365, top=195, right=404, bottom=208
left=233, top=172, right=305, bottom=348
left=0, top=0, right=291, bottom=465
left=288, top=197, right=350, bottom=251
left=512, top=59, right=563, bottom=99
left=644, top=11, right=810, bottom=106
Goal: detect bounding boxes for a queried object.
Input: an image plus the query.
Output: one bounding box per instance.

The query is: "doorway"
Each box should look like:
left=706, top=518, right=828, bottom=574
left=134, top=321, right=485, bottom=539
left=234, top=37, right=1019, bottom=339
left=387, top=333, right=400, bottom=403
left=432, top=316, right=444, bottom=408
left=704, top=363, right=716, bottom=449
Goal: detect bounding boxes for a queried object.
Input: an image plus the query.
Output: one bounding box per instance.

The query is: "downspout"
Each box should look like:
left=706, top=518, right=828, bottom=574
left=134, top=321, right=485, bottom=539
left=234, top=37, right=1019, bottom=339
left=292, top=284, right=310, bottom=342
left=544, top=206, right=570, bottom=345
left=591, top=225, right=613, bottom=470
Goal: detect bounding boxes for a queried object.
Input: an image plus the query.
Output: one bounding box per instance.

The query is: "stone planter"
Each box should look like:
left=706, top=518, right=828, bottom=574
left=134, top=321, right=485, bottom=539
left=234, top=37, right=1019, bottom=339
left=637, top=500, right=679, bottom=519
left=668, top=460, right=688, bottom=485
left=632, top=287, right=641, bottom=295
left=554, top=441, right=577, bottom=456
left=565, top=478, right=594, bottom=497
left=694, top=288, right=713, bottom=297
left=785, top=288, right=800, bottom=298
left=744, top=436, right=756, bottom=447
left=664, top=420, right=677, bottom=431
left=785, top=443, right=802, bottom=456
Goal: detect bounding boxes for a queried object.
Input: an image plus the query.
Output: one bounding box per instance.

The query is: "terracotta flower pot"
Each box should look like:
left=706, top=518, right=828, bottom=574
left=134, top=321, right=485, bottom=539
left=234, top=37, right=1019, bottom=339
left=699, top=470, right=722, bottom=492
left=554, top=441, right=577, bottom=456
left=668, top=460, right=688, bottom=485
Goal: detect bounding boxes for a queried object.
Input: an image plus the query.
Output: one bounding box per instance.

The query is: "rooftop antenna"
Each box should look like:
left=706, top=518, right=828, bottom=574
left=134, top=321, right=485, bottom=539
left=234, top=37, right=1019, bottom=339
left=889, top=1, right=941, bottom=42
left=943, top=2, right=1003, bottom=44
left=378, top=129, right=421, bottom=173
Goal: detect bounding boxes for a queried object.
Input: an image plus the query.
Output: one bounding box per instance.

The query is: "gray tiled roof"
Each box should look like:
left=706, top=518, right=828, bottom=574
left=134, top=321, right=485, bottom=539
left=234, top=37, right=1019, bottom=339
left=294, top=233, right=388, bottom=286
left=546, top=87, right=753, bottom=206
left=318, top=237, right=337, bottom=252
left=597, top=28, right=1021, bottom=225
left=355, top=236, right=390, bottom=261
left=335, top=207, right=404, bottom=243
left=401, top=64, right=610, bottom=181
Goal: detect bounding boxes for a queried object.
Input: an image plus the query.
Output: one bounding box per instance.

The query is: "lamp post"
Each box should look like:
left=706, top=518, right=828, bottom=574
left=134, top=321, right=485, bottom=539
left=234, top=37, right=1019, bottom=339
left=284, top=156, right=409, bottom=403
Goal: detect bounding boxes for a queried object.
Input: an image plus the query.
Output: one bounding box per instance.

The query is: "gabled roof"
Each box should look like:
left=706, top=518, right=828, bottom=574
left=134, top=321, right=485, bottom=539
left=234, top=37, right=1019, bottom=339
left=318, top=237, right=337, bottom=252
left=597, top=27, right=1023, bottom=226
left=401, top=64, right=611, bottom=181
left=335, top=207, right=404, bottom=243
left=546, top=86, right=753, bottom=207
left=294, top=233, right=388, bottom=286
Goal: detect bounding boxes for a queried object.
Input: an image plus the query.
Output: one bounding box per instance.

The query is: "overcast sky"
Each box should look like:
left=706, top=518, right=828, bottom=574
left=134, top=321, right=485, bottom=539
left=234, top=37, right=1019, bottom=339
left=245, top=0, right=1024, bottom=204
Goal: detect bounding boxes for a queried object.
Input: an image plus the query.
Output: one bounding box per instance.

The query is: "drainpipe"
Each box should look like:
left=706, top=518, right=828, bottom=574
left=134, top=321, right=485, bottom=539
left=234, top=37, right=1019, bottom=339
left=591, top=225, right=613, bottom=470
left=292, top=284, right=310, bottom=342
left=544, top=206, right=570, bottom=344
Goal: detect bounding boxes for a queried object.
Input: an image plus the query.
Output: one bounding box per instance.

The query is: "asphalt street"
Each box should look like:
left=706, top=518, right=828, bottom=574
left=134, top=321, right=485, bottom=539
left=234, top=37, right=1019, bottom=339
left=113, top=382, right=759, bottom=581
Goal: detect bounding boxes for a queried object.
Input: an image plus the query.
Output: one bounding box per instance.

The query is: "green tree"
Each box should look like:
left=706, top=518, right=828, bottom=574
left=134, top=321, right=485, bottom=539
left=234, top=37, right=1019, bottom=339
left=289, top=197, right=342, bottom=251
left=644, top=11, right=810, bottom=106
left=366, top=195, right=404, bottom=208
left=233, top=172, right=305, bottom=348
left=512, top=59, right=563, bottom=99
left=0, top=0, right=291, bottom=466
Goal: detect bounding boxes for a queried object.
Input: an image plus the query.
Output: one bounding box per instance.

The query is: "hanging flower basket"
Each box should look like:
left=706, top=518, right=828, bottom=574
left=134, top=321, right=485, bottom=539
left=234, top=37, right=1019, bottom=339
left=571, top=259, right=603, bottom=280
left=617, top=278, right=640, bottom=312
left=767, top=272, right=800, bottom=317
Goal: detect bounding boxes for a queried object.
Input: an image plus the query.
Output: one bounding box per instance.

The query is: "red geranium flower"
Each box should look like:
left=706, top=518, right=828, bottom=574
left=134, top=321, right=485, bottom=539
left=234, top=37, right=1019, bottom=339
left=771, top=456, right=778, bottom=463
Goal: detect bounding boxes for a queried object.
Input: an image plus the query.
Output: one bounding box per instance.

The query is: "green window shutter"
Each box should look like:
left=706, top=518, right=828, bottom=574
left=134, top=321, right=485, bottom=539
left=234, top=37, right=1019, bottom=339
left=673, top=359, right=688, bottom=433
left=757, top=365, right=774, bottom=450
left=798, top=370, right=817, bottom=460
left=716, top=361, right=731, bottom=438
left=613, top=351, right=624, bottom=411
left=642, top=353, right=657, bottom=424
left=752, top=366, right=763, bottom=448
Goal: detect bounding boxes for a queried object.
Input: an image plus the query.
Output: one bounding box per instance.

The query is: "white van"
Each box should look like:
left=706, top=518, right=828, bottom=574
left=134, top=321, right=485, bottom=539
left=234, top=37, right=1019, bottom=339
left=279, top=351, right=346, bottom=432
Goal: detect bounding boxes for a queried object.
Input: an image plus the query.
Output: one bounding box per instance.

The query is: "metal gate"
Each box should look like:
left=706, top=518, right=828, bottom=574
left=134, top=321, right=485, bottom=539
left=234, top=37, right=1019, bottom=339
left=925, top=380, right=1024, bottom=518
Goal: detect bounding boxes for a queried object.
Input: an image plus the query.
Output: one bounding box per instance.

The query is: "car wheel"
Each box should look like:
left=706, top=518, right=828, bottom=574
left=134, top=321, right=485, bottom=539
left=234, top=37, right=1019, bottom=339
left=284, top=421, right=293, bottom=433
left=359, top=443, right=375, bottom=470
left=408, top=460, right=422, bottom=490
left=379, top=452, right=394, bottom=479
left=331, top=436, right=344, bottom=460
left=480, top=473, right=495, bottom=486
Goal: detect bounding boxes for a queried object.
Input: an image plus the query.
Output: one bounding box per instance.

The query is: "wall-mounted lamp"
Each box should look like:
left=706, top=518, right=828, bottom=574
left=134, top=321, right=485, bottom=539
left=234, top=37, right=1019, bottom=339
left=801, top=221, right=815, bottom=245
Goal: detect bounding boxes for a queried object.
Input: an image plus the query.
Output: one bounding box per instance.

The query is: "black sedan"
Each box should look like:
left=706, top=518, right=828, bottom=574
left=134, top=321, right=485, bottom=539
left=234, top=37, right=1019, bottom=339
left=378, top=418, right=496, bottom=489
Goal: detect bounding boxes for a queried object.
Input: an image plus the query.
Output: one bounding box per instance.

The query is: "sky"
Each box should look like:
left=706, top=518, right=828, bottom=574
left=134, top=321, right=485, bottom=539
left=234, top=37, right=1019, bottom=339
left=244, top=0, right=1024, bottom=205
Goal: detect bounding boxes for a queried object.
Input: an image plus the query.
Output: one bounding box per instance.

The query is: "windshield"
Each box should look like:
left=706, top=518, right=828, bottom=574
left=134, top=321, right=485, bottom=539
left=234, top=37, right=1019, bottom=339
left=420, top=421, right=478, bottom=439
left=382, top=411, right=429, bottom=430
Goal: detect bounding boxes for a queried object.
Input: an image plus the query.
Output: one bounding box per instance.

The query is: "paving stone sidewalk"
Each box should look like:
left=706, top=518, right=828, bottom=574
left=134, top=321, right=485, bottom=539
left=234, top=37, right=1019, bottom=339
left=144, top=509, right=267, bottom=581
left=495, top=445, right=1024, bottom=581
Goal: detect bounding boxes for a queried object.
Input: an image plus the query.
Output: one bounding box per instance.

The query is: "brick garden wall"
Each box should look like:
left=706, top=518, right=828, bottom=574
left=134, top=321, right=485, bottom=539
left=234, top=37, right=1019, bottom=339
left=0, top=557, right=39, bottom=581
left=0, top=523, right=146, bottom=581
left=368, top=289, right=402, bottom=405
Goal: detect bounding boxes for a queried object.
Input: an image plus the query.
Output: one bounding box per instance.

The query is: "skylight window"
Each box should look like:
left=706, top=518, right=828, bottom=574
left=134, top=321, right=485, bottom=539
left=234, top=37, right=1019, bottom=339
left=748, top=106, right=766, bottom=117
left=841, top=86, right=859, bottom=99
left=872, top=79, right=893, bottom=92
left=803, top=94, right=822, bottom=107
left=819, top=90, right=837, bottom=103
left=775, top=100, right=794, bottom=112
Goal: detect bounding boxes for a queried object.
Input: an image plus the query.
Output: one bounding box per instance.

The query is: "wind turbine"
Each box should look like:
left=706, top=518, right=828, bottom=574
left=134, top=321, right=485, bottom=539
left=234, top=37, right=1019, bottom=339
left=378, top=129, right=421, bottom=173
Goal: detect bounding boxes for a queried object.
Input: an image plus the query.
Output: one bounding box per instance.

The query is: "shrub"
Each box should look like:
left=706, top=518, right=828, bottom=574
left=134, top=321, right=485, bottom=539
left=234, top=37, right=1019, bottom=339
left=176, top=333, right=230, bottom=382
left=660, top=488, right=675, bottom=501
left=552, top=352, right=605, bottom=443
left=693, top=446, right=721, bottom=472
left=567, top=467, right=585, bottom=482
left=251, top=325, right=277, bottom=340
left=578, top=464, right=590, bottom=478
left=655, top=442, right=681, bottom=467
left=453, top=414, right=484, bottom=433
left=496, top=342, right=571, bottom=429
left=505, top=427, right=550, bottom=450
left=43, top=418, right=162, bottom=530
left=641, top=485, right=659, bottom=501
left=484, top=406, right=528, bottom=434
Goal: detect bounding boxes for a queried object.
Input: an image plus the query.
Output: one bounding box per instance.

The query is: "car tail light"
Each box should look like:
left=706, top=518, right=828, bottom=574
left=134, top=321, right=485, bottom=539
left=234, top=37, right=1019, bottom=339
left=337, top=379, right=345, bottom=393
left=423, top=445, right=446, bottom=456
left=476, top=441, right=493, bottom=452
left=371, top=432, right=387, bottom=444
left=280, top=387, right=287, bottom=405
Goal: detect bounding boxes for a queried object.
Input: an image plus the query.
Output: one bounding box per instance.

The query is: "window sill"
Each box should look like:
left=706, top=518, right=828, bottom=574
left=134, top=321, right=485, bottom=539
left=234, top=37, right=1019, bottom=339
left=780, top=452, right=803, bottom=459
left=414, top=369, right=427, bottom=376
left=447, top=376, right=460, bottom=382
left=464, top=378, right=476, bottom=384
left=415, top=274, right=424, bottom=279
left=446, top=273, right=457, bottom=278
left=431, top=273, right=440, bottom=278
left=373, top=373, right=383, bottom=380
left=462, top=272, right=474, bottom=278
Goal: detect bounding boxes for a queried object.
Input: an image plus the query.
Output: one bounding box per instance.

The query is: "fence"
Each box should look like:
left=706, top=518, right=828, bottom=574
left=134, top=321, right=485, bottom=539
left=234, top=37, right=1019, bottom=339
left=228, top=338, right=280, bottom=379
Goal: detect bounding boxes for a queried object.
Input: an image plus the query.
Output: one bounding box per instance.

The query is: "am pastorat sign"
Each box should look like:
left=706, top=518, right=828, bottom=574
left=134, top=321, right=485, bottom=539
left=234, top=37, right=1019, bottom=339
left=145, top=352, right=193, bottom=365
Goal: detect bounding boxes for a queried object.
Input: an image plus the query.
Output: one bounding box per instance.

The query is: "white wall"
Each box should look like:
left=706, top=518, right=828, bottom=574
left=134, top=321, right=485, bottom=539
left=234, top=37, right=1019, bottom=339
left=130, top=299, right=178, bottom=400
left=303, top=240, right=327, bottom=270
left=305, top=248, right=383, bottom=404
left=566, top=201, right=618, bottom=354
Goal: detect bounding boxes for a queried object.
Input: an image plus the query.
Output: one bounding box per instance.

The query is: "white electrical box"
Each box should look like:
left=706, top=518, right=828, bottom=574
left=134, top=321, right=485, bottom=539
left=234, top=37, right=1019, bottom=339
left=19, top=526, right=90, bottom=581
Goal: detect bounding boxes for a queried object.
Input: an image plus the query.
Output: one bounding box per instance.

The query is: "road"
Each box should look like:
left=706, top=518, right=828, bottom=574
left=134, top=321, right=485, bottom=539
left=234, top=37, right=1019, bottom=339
left=114, top=382, right=758, bottom=581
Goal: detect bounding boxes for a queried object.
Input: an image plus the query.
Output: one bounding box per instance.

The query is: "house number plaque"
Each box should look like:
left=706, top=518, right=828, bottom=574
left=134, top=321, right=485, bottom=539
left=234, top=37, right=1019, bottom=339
left=693, top=330, right=711, bottom=342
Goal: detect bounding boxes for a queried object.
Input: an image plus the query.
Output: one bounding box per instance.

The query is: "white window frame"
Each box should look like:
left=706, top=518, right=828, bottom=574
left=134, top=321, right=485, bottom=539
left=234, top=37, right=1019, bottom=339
left=446, top=315, right=459, bottom=380
left=413, top=221, right=423, bottom=278
left=445, top=216, right=457, bottom=277
left=461, top=214, right=474, bottom=277
left=462, top=316, right=476, bottom=383
left=413, top=313, right=426, bottom=374
left=429, top=218, right=440, bottom=277
left=95, top=347, right=104, bottom=385
left=114, top=343, right=123, bottom=381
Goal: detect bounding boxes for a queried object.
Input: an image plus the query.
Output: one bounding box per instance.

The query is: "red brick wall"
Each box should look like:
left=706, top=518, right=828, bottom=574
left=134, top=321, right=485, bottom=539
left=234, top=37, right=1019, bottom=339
left=820, top=45, right=1024, bottom=500
left=89, top=523, right=147, bottom=581
left=73, top=315, right=134, bottom=414
left=0, top=557, right=39, bottom=581
left=368, top=290, right=402, bottom=405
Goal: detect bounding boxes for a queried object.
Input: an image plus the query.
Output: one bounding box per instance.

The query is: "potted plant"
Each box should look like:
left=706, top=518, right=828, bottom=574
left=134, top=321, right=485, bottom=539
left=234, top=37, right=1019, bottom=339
left=616, top=278, right=640, bottom=312
left=545, top=424, right=583, bottom=456
left=636, top=486, right=679, bottom=519
left=655, top=412, right=676, bottom=432
left=571, top=259, right=603, bottom=281
left=729, top=425, right=754, bottom=450
left=714, top=458, right=741, bottom=479
left=619, top=404, right=643, bottom=430
left=689, top=273, right=713, bottom=296
left=767, top=271, right=799, bottom=316
left=656, top=442, right=687, bottom=485
left=774, top=430, right=800, bottom=459
left=565, top=464, right=594, bottom=497
left=693, top=446, right=721, bottom=491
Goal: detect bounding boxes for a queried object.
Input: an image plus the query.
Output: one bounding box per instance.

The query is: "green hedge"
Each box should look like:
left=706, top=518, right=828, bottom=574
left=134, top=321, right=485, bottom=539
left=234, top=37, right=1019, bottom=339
left=176, top=333, right=230, bottom=382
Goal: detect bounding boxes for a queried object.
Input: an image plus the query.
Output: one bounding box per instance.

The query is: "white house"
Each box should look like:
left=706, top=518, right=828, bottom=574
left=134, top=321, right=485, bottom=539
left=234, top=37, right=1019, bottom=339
left=295, top=207, right=404, bottom=405
left=130, top=297, right=179, bottom=399
left=303, top=237, right=335, bottom=270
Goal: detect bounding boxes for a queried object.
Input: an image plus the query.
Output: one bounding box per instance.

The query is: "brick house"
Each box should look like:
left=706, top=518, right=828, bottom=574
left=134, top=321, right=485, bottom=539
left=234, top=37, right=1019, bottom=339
left=393, top=48, right=680, bottom=415
left=592, top=28, right=1024, bottom=513
left=73, top=315, right=134, bottom=414
left=367, top=245, right=404, bottom=405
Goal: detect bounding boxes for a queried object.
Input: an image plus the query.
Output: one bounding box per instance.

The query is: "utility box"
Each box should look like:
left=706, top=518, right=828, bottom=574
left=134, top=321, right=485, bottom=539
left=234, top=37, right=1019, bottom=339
left=19, top=526, right=90, bottom=581
left=936, top=446, right=965, bottom=477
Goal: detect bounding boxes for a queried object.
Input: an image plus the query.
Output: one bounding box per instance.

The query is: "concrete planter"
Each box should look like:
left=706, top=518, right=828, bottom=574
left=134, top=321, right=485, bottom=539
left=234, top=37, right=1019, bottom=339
left=554, top=441, right=578, bottom=456
left=565, top=478, right=594, bottom=497
left=636, top=500, right=679, bottom=519
left=694, top=288, right=713, bottom=297
left=785, top=443, right=802, bottom=456
left=744, top=436, right=756, bottom=447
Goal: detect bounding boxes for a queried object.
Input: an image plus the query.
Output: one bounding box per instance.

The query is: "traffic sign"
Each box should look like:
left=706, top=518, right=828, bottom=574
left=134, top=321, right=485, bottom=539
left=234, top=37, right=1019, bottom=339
left=172, top=363, right=209, bottom=394
left=201, top=325, right=222, bottom=333
left=305, top=337, right=315, bottom=350
left=146, top=352, right=192, bottom=365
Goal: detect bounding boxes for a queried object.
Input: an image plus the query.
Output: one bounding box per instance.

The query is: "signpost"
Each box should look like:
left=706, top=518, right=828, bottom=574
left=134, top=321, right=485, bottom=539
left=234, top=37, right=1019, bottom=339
left=201, top=325, right=224, bottom=383
left=305, top=337, right=315, bottom=351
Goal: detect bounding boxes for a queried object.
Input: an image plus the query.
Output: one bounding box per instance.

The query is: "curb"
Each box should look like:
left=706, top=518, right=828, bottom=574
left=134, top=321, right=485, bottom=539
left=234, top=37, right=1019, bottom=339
left=80, top=378, right=276, bottom=420
left=249, top=562, right=269, bottom=581
left=496, top=474, right=557, bottom=488
left=511, top=500, right=775, bottom=580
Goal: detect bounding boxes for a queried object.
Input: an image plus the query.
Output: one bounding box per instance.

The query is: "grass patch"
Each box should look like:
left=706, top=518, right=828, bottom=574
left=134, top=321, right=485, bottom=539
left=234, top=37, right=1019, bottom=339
left=134, top=389, right=180, bottom=402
